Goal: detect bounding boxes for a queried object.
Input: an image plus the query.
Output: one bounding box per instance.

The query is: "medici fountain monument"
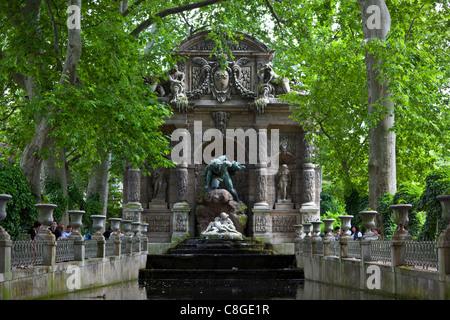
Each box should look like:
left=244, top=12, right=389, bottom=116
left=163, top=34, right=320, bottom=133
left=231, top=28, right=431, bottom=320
left=122, top=31, right=321, bottom=253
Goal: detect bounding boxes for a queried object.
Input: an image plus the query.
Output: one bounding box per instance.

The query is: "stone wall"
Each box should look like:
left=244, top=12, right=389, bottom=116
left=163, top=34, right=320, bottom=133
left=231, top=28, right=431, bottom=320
left=0, top=253, right=147, bottom=300
left=297, top=253, right=450, bottom=299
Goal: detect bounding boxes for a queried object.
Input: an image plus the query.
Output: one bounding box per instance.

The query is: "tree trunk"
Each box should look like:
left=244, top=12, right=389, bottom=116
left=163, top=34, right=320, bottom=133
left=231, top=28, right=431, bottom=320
left=359, top=0, right=396, bottom=213
left=87, top=151, right=112, bottom=215
left=43, top=139, right=69, bottom=226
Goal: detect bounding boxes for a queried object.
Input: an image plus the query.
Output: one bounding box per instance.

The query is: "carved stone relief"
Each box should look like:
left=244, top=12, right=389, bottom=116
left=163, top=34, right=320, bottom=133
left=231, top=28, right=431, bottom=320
left=188, top=57, right=255, bottom=102
left=272, top=215, right=297, bottom=233
left=212, top=111, right=230, bottom=134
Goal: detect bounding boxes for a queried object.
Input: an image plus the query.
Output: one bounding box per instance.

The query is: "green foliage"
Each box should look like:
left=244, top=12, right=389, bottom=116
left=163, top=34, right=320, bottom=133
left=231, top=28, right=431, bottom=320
left=378, top=193, right=396, bottom=239
left=0, top=161, right=38, bottom=239
left=67, top=183, right=85, bottom=211
left=416, top=167, right=450, bottom=241
left=393, top=183, right=423, bottom=238
left=42, top=178, right=68, bottom=224
left=344, top=189, right=369, bottom=228
left=83, top=193, right=103, bottom=235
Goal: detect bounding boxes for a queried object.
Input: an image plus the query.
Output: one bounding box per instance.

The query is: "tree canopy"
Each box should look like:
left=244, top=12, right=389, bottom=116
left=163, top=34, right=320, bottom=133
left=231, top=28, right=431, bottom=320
left=0, top=0, right=449, bottom=211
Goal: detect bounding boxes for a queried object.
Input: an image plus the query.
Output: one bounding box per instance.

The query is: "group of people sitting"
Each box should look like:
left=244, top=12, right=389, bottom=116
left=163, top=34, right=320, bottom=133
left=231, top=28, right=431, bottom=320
left=331, top=225, right=381, bottom=240
left=27, top=220, right=82, bottom=241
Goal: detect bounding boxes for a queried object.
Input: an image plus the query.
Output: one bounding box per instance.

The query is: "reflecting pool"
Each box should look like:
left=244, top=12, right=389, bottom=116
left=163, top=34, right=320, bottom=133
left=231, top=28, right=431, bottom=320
left=44, top=279, right=397, bottom=300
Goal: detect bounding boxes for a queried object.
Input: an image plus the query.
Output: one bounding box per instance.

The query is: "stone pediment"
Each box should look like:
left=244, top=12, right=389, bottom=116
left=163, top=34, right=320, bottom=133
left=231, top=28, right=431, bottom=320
left=148, top=31, right=292, bottom=113
left=175, top=31, right=275, bottom=56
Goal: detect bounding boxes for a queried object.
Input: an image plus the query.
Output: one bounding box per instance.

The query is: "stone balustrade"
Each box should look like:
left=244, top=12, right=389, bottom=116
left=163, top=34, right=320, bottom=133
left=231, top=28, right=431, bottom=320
left=294, top=207, right=449, bottom=277
left=0, top=196, right=148, bottom=272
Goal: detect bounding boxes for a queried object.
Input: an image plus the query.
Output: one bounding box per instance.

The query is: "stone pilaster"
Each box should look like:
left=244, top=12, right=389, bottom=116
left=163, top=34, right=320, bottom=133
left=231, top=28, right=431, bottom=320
left=299, top=163, right=320, bottom=222
left=123, top=167, right=143, bottom=222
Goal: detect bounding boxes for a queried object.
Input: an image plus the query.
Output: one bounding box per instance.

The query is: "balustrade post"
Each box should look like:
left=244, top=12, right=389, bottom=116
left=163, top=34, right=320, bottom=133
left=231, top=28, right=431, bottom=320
left=293, top=225, right=304, bottom=253
left=0, top=194, right=12, bottom=273
left=68, top=210, right=85, bottom=261
left=0, top=227, right=12, bottom=274
left=35, top=203, right=57, bottom=266
left=140, top=223, right=149, bottom=252
left=302, top=223, right=312, bottom=254
left=109, top=218, right=122, bottom=256
left=311, top=221, right=322, bottom=254
left=131, top=222, right=141, bottom=253
left=91, top=215, right=106, bottom=258
left=338, top=215, right=353, bottom=259
left=436, top=195, right=450, bottom=277
left=390, top=205, right=413, bottom=267
left=322, top=219, right=335, bottom=257
left=121, top=220, right=133, bottom=254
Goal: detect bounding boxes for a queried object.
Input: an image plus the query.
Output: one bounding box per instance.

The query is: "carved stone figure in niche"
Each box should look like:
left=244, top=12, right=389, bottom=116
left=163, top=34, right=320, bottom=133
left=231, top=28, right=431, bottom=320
left=167, top=64, right=188, bottom=111
left=203, top=155, right=245, bottom=202
left=152, top=168, right=167, bottom=201
left=212, top=111, right=230, bottom=134
left=201, top=212, right=243, bottom=239
left=255, top=63, right=290, bottom=113
left=279, top=140, right=295, bottom=165
left=189, top=56, right=255, bottom=102
left=277, top=164, right=291, bottom=201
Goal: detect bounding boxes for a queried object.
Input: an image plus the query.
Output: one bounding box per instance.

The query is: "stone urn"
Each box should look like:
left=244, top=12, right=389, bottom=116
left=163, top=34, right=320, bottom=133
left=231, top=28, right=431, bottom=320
left=91, top=215, right=106, bottom=235
left=311, top=221, right=323, bottom=237
left=35, top=203, right=58, bottom=236
left=360, top=211, right=378, bottom=240
left=140, top=223, right=149, bottom=234
left=109, top=218, right=122, bottom=232
left=322, top=219, right=335, bottom=238
left=390, top=204, right=412, bottom=238
left=293, top=224, right=304, bottom=238
left=437, top=195, right=450, bottom=230
left=131, top=222, right=141, bottom=236
left=68, top=210, right=84, bottom=239
left=0, top=194, right=12, bottom=223
left=303, top=223, right=312, bottom=238
left=121, top=220, right=133, bottom=236
left=0, top=194, right=12, bottom=235
left=338, top=215, right=354, bottom=237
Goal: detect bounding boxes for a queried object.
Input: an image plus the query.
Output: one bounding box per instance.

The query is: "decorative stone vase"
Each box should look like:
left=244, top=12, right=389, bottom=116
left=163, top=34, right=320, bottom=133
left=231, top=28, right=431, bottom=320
left=0, top=194, right=12, bottom=234
left=436, top=195, right=450, bottom=230
left=35, top=203, right=58, bottom=235
left=303, top=223, right=312, bottom=238
left=68, top=210, right=84, bottom=239
left=322, top=219, right=335, bottom=238
left=140, top=223, right=149, bottom=234
left=360, top=211, right=378, bottom=240
left=121, top=220, right=132, bottom=236
left=109, top=218, right=122, bottom=233
left=293, top=224, right=304, bottom=238
left=131, top=222, right=141, bottom=236
left=338, top=215, right=354, bottom=237
left=91, top=215, right=106, bottom=235
left=390, top=204, right=412, bottom=238
left=311, top=221, right=323, bottom=237
left=0, top=194, right=12, bottom=223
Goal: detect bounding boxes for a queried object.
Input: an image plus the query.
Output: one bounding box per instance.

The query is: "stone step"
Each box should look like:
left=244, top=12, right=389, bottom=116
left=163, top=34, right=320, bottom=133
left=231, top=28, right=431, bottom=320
left=166, top=237, right=270, bottom=255
left=145, top=254, right=296, bottom=270
left=139, top=268, right=304, bottom=280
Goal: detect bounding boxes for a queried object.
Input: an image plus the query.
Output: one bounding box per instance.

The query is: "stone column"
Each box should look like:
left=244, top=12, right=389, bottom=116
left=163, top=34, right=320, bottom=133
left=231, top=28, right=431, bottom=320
left=299, top=163, right=320, bottom=222
left=252, top=126, right=272, bottom=243
left=172, top=160, right=190, bottom=242
left=299, top=133, right=320, bottom=222
left=123, top=166, right=143, bottom=222
left=254, top=127, right=270, bottom=209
